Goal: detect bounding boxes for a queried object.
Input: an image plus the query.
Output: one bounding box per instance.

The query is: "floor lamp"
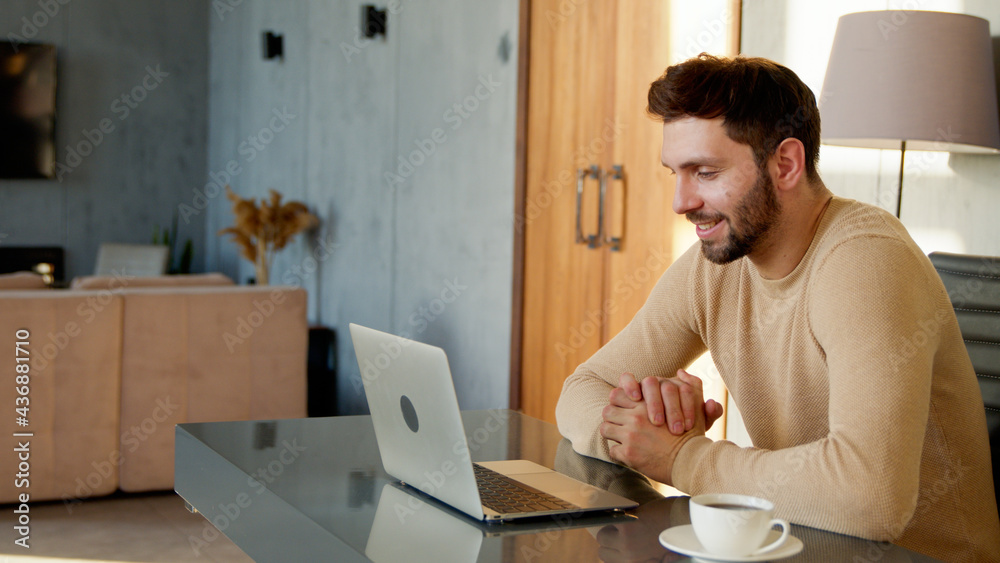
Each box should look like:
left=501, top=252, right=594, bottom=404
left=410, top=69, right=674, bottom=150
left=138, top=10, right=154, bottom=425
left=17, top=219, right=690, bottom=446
left=819, top=10, right=1000, bottom=218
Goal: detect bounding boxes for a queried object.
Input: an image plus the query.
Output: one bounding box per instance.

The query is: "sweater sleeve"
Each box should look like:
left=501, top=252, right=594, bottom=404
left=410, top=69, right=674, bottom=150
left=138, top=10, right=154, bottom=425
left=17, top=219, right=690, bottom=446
left=555, top=245, right=708, bottom=461
left=671, top=235, right=938, bottom=541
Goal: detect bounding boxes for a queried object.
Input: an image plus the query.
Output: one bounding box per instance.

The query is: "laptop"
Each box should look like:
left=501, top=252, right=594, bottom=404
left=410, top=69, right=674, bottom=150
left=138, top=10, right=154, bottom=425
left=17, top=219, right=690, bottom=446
left=349, top=323, right=639, bottom=522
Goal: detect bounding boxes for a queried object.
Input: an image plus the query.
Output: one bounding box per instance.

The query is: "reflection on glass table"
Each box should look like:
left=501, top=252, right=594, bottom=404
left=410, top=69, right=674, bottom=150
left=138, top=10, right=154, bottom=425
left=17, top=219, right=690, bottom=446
left=175, top=410, right=943, bottom=562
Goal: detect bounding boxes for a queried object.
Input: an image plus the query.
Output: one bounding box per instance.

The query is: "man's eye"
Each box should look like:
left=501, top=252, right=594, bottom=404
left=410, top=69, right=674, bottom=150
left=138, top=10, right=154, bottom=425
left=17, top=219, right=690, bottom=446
left=697, top=170, right=718, bottom=180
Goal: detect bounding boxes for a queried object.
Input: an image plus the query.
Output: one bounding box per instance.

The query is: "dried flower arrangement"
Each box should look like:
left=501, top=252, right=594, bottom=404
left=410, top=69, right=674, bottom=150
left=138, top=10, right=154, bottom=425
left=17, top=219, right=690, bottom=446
left=218, top=185, right=319, bottom=284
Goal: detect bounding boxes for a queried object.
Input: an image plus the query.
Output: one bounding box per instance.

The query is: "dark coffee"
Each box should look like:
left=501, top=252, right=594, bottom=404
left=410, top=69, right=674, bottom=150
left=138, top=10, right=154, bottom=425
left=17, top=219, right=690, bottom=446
left=704, top=503, right=756, bottom=510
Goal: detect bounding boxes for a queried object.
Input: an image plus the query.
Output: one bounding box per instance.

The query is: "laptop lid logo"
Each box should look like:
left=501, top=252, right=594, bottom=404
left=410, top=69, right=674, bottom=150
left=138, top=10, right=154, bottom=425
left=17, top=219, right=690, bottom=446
left=400, top=395, right=419, bottom=432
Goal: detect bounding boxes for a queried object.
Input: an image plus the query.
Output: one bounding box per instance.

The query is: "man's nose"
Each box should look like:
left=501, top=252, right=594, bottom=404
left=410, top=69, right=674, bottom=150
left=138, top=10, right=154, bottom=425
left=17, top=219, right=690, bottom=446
left=672, top=177, right=703, bottom=216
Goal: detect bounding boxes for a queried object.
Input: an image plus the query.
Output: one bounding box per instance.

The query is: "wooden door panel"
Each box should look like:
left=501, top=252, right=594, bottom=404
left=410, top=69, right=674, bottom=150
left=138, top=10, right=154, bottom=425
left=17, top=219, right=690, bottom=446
left=520, top=0, right=617, bottom=423
left=520, top=0, right=742, bottom=428
left=604, top=0, right=676, bottom=341
left=604, top=1, right=741, bottom=443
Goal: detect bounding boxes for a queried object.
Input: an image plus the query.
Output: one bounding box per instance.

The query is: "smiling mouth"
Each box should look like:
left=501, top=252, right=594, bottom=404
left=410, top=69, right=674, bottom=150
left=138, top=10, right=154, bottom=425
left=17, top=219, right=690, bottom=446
left=692, top=217, right=725, bottom=240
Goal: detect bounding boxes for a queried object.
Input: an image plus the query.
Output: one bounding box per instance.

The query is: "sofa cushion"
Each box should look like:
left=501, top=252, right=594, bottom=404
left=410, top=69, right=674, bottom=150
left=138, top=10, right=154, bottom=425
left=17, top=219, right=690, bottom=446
left=0, top=271, right=48, bottom=290
left=117, top=285, right=307, bottom=492
left=70, top=272, right=235, bottom=290
left=0, top=291, right=123, bottom=503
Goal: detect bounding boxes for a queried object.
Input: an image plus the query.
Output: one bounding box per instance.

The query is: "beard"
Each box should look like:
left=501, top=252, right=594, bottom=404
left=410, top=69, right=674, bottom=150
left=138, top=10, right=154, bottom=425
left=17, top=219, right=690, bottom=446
left=689, top=167, right=781, bottom=265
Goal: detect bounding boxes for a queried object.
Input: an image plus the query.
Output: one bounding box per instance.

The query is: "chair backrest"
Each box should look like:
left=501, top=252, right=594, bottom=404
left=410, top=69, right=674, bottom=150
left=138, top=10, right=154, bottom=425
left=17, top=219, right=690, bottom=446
left=928, top=251, right=1000, bottom=511
left=94, top=243, right=169, bottom=277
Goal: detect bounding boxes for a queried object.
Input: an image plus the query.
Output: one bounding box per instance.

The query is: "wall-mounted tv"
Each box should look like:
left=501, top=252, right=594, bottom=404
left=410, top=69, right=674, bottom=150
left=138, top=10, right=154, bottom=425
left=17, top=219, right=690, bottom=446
left=0, top=43, right=57, bottom=179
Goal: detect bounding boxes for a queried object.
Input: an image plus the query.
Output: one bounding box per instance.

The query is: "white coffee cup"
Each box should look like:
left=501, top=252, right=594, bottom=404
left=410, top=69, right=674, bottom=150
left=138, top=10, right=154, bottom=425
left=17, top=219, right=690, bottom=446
left=689, top=494, right=790, bottom=558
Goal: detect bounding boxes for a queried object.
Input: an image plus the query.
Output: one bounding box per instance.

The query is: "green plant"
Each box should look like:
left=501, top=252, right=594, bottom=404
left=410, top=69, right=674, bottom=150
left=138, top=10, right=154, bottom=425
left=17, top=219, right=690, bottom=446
left=153, top=212, right=194, bottom=274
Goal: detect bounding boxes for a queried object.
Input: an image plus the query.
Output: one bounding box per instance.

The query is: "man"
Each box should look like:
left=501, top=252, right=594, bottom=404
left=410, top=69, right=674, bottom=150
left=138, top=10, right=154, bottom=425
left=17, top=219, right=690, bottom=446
left=555, top=54, right=1000, bottom=562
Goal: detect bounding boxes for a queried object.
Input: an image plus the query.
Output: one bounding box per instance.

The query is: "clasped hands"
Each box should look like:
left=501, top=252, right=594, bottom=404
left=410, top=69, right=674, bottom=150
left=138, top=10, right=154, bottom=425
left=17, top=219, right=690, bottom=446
left=600, top=370, right=723, bottom=486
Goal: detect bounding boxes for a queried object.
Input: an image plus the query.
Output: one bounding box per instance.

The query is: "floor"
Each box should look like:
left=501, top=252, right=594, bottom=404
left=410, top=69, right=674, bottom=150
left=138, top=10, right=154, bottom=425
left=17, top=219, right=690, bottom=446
left=0, top=492, right=253, bottom=562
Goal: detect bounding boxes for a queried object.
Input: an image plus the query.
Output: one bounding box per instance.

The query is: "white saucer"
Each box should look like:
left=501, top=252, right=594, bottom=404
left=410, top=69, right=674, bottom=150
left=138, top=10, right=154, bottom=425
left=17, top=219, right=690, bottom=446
left=659, top=525, right=803, bottom=562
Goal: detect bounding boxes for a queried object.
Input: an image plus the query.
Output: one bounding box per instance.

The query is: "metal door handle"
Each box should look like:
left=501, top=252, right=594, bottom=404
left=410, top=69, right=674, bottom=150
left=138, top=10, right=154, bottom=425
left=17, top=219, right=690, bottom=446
left=575, top=165, right=601, bottom=247
left=602, top=165, right=623, bottom=251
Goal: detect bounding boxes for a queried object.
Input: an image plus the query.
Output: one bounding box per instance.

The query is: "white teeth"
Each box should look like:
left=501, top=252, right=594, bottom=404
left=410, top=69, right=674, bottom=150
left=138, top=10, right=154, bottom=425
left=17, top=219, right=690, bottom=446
left=697, top=221, right=719, bottom=230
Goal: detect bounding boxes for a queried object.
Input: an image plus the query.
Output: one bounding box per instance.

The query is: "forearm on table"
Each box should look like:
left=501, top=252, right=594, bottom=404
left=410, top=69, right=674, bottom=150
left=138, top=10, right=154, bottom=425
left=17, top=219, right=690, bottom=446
left=666, top=358, right=931, bottom=541
left=556, top=339, right=705, bottom=462
left=669, top=340, right=932, bottom=540
left=555, top=369, right=615, bottom=461
left=554, top=251, right=706, bottom=462
left=558, top=368, right=927, bottom=540
left=671, top=424, right=924, bottom=541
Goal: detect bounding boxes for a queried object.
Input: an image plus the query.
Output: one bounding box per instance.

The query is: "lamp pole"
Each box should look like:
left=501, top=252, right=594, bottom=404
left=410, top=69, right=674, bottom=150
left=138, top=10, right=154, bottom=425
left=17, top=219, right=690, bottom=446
left=896, top=140, right=906, bottom=219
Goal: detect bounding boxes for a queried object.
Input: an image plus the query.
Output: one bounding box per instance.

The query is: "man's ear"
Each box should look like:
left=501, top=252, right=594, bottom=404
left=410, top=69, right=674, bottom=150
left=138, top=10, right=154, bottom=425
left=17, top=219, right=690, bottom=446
left=772, top=138, right=806, bottom=191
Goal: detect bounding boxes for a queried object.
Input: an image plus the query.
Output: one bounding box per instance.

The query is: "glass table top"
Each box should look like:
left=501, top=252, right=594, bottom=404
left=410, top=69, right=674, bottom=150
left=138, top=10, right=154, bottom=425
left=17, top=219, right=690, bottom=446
left=175, top=410, right=941, bottom=562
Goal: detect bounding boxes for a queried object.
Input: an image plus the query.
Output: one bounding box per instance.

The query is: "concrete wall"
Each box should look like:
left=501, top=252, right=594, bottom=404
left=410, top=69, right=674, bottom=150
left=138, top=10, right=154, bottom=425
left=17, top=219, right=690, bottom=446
left=0, top=0, right=209, bottom=277
left=205, top=0, right=519, bottom=414
left=742, top=0, right=1000, bottom=257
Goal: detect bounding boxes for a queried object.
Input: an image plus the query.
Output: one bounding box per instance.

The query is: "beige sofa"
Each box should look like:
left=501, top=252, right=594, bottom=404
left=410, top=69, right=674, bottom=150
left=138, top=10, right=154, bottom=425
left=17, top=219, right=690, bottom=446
left=0, top=271, right=49, bottom=290
left=0, top=277, right=307, bottom=503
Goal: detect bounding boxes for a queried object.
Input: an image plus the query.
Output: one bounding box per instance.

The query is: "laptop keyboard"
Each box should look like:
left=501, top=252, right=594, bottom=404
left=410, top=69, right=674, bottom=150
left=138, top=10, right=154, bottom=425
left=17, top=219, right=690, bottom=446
left=473, top=463, right=579, bottom=514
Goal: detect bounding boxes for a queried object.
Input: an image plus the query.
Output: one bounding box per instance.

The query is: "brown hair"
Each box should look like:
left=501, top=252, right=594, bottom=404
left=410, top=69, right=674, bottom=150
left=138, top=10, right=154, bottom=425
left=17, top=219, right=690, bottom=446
left=648, top=54, right=820, bottom=181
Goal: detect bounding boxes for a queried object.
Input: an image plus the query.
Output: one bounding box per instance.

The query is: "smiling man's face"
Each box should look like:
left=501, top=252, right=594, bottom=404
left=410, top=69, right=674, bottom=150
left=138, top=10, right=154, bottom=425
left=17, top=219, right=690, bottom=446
left=661, top=117, right=782, bottom=265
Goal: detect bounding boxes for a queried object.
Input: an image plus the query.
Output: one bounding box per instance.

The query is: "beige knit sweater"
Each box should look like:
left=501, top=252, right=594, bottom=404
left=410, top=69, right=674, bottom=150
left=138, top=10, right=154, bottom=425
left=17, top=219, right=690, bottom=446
left=556, top=197, right=1000, bottom=562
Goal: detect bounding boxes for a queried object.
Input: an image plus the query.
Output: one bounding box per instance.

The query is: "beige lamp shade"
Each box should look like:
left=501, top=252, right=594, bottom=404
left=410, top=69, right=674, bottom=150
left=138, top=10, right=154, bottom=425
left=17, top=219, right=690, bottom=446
left=820, top=10, right=1000, bottom=154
